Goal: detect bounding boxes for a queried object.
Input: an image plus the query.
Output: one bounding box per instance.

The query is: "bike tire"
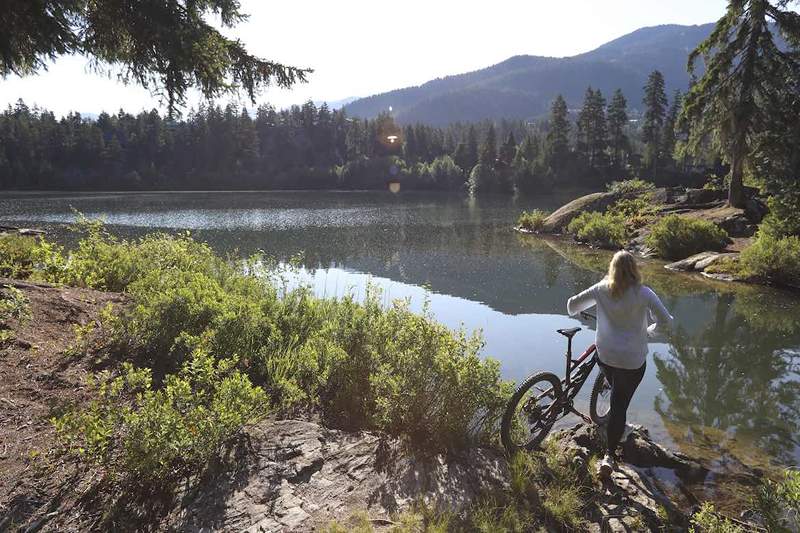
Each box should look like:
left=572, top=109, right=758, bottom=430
left=500, top=371, right=562, bottom=454
left=589, top=372, right=611, bottom=425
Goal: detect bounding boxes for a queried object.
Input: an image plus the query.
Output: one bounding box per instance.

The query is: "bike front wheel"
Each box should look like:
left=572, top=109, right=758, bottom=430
left=500, top=371, right=562, bottom=454
left=589, top=372, right=611, bottom=425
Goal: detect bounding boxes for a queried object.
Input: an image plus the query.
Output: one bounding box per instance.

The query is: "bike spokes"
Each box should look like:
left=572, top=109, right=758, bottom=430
left=507, top=374, right=561, bottom=450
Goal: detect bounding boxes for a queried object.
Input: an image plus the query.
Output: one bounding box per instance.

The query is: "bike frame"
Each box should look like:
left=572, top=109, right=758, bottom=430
left=562, top=343, right=598, bottom=421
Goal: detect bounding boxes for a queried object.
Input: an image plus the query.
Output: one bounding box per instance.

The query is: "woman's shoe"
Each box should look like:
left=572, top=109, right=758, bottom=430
left=597, top=453, right=616, bottom=480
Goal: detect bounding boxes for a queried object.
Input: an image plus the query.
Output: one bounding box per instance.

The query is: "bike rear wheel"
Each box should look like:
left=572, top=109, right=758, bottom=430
left=589, top=372, right=611, bottom=425
left=500, top=371, right=562, bottom=454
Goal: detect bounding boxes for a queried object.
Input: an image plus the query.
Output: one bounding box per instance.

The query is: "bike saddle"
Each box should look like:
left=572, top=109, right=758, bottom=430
left=556, top=326, right=581, bottom=339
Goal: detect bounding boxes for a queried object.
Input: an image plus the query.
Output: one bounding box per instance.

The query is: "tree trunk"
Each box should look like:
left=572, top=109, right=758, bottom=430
left=729, top=131, right=747, bottom=208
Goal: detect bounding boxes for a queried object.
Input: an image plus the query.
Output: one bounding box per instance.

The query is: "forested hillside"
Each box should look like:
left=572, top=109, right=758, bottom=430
left=343, top=24, right=715, bottom=124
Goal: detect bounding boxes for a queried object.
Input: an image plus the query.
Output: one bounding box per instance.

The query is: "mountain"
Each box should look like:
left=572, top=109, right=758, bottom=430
left=342, top=24, right=715, bottom=125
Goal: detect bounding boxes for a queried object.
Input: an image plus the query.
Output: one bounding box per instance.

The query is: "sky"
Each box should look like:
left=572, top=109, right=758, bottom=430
left=0, top=0, right=730, bottom=117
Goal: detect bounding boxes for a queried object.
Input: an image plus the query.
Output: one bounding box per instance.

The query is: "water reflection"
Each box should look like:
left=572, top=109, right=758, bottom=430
left=655, top=295, right=800, bottom=464
left=1, top=191, right=799, bottom=467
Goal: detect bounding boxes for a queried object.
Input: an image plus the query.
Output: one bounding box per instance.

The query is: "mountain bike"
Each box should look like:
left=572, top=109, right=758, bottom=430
left=500, top=312, right=611, bottom=454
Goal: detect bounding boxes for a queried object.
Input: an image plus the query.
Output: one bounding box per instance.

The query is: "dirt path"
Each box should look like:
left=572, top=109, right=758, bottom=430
left=0, top=279, right=125, bottom=530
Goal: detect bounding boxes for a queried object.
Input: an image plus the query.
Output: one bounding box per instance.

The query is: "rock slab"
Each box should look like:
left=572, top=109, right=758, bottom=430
left=171, top=420, right=508, bottom=532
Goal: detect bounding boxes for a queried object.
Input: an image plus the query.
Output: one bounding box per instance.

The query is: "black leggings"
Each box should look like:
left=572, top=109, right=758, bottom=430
left=598, top=359, right=646, bottom=456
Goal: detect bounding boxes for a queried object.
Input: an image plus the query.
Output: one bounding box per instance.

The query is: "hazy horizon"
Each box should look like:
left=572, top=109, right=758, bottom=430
left=0, top=0, right=728, bottom=117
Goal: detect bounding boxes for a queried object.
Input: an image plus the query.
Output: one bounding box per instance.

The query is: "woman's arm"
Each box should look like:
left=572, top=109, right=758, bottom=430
left=644, top=286, right=674, bottom=336
left=567, top=284, right=598, bottom=316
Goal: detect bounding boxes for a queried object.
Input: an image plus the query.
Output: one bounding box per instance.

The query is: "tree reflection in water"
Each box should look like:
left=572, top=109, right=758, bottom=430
left=654, top=291, right=800, bottom=465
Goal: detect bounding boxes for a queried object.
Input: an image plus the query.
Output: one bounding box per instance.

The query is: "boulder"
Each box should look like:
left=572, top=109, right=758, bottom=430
left=681, top=188, right=726, bottom=205
left=541, top=192, right=618, bottom=233
left=665, top=252, right=739, bottom=273
left=664, top=252, right=720, bottom=272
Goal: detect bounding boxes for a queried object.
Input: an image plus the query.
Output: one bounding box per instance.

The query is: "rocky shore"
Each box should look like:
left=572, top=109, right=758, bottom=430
left=518, top=186, right=781, bottom=286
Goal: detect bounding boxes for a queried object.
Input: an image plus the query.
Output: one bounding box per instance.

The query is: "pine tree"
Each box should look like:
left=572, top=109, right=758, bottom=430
left=680, top=0, right=800, bottom=207
left=607, top=89, right=629, bottom=169
left=479, top=124, right=497, bottom=164
left=662, top=90, right=683, bottom=169
left=642, top=70, right=668, bottom=179
left=499, top=131, right=517, bottom=165
left=544, top=95, right=570, bottom=174
left=403, top=125, right=417, bottom=160
left=576, top=88, right=607, bottom=171
left=466, top=126, right=479, bottom=169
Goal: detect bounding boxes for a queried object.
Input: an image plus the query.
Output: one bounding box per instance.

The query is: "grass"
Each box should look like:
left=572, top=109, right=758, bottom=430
left=645, top=215, right=730, bottom=260
left=690, top=470, right=800, bottom=532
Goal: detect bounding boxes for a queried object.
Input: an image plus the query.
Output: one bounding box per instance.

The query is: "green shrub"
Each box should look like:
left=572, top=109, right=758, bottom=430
left=760, top=192, right=800, bottom=239
left=605, top=179, right=655, bottom=196
left=63, top=218, right=225, bottom=292
left=0, top=234, right=38, bottom=278
left=567, top=212, right=628, bottom=249
left=0, top=285, right=31, bottom=324
left=607, top=197, right=656, bottom=223
left=517, top=210, right=549, bottom=232
left=645, top=215, right=729, bottom=260
left=29, top=220, right=510, bottom=454
left=53, top=350, right=268, bottom=483
left=739, top=232, right=800, bottom=287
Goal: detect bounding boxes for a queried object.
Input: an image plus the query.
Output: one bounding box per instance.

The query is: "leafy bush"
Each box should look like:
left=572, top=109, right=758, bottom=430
left=606, top=196, right=654, bottom=220
left=0, top=234, right=38, bottom=278
left=754, top=469, right=800, bottom=532
left=739, top=232, right=800, bottom=287
left=319, top=295, right=510, bottom=449
left=0, top=285, right=31, bottom=324
left=36, top=221, right=510, bottom=454
left=63, top=218, right=225, bottom=292
left=605, top=179, right=655, bottom=196
left=645, top=215, right=729, bottom=260
left=690, top=470, right=800, bottom=532
left=53, top=350, right=268, bottom=483
left=567, top=212, right=628, bottom=249
left=689, top=503, right=744, bottom=533
left=517, top=210, right=549, bottom=232
left=760, top=192, right=800, bottom=239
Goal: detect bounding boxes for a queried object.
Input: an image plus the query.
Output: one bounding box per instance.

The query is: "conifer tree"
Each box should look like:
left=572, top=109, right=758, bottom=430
left=544, top=95, right=570, bottom=174
left=679, top=0, right=800, bottom=207
left=607, top=89, right=629, bottom=169
left=576, top=88, right=607, bottom=170
left=0, top=1, right=310, bottom=114
left=466, top=125, right=480, bottom=170
left=642, top=70, right=668, bottom=179
left=662, top=90, right=683, bottom=168
left=499, top=131, right=517, bottom=165
left=479, top=124, right=497, bottom=165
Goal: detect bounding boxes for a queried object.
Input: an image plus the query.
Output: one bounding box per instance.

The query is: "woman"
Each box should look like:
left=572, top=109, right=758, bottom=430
left=567, top=250, right=673, bottom=479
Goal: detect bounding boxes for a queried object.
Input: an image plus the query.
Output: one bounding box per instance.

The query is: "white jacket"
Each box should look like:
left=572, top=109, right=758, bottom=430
left=567, top=281, right=673, bottom=370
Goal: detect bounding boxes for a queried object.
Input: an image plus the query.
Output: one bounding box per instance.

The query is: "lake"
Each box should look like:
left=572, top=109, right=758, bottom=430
left=2, top=190, right=799, bottom=475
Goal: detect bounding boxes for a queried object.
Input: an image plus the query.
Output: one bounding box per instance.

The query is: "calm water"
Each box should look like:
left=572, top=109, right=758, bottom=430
left=3, top=190, right=800, bottom=472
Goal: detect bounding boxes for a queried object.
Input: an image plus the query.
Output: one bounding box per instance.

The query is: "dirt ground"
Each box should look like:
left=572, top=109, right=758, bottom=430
left=0, top=278, right=126, bottom=531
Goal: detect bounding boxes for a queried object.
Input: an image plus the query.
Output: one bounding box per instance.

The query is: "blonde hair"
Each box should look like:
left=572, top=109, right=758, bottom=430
left=607, top=250, right=642, bottom=298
